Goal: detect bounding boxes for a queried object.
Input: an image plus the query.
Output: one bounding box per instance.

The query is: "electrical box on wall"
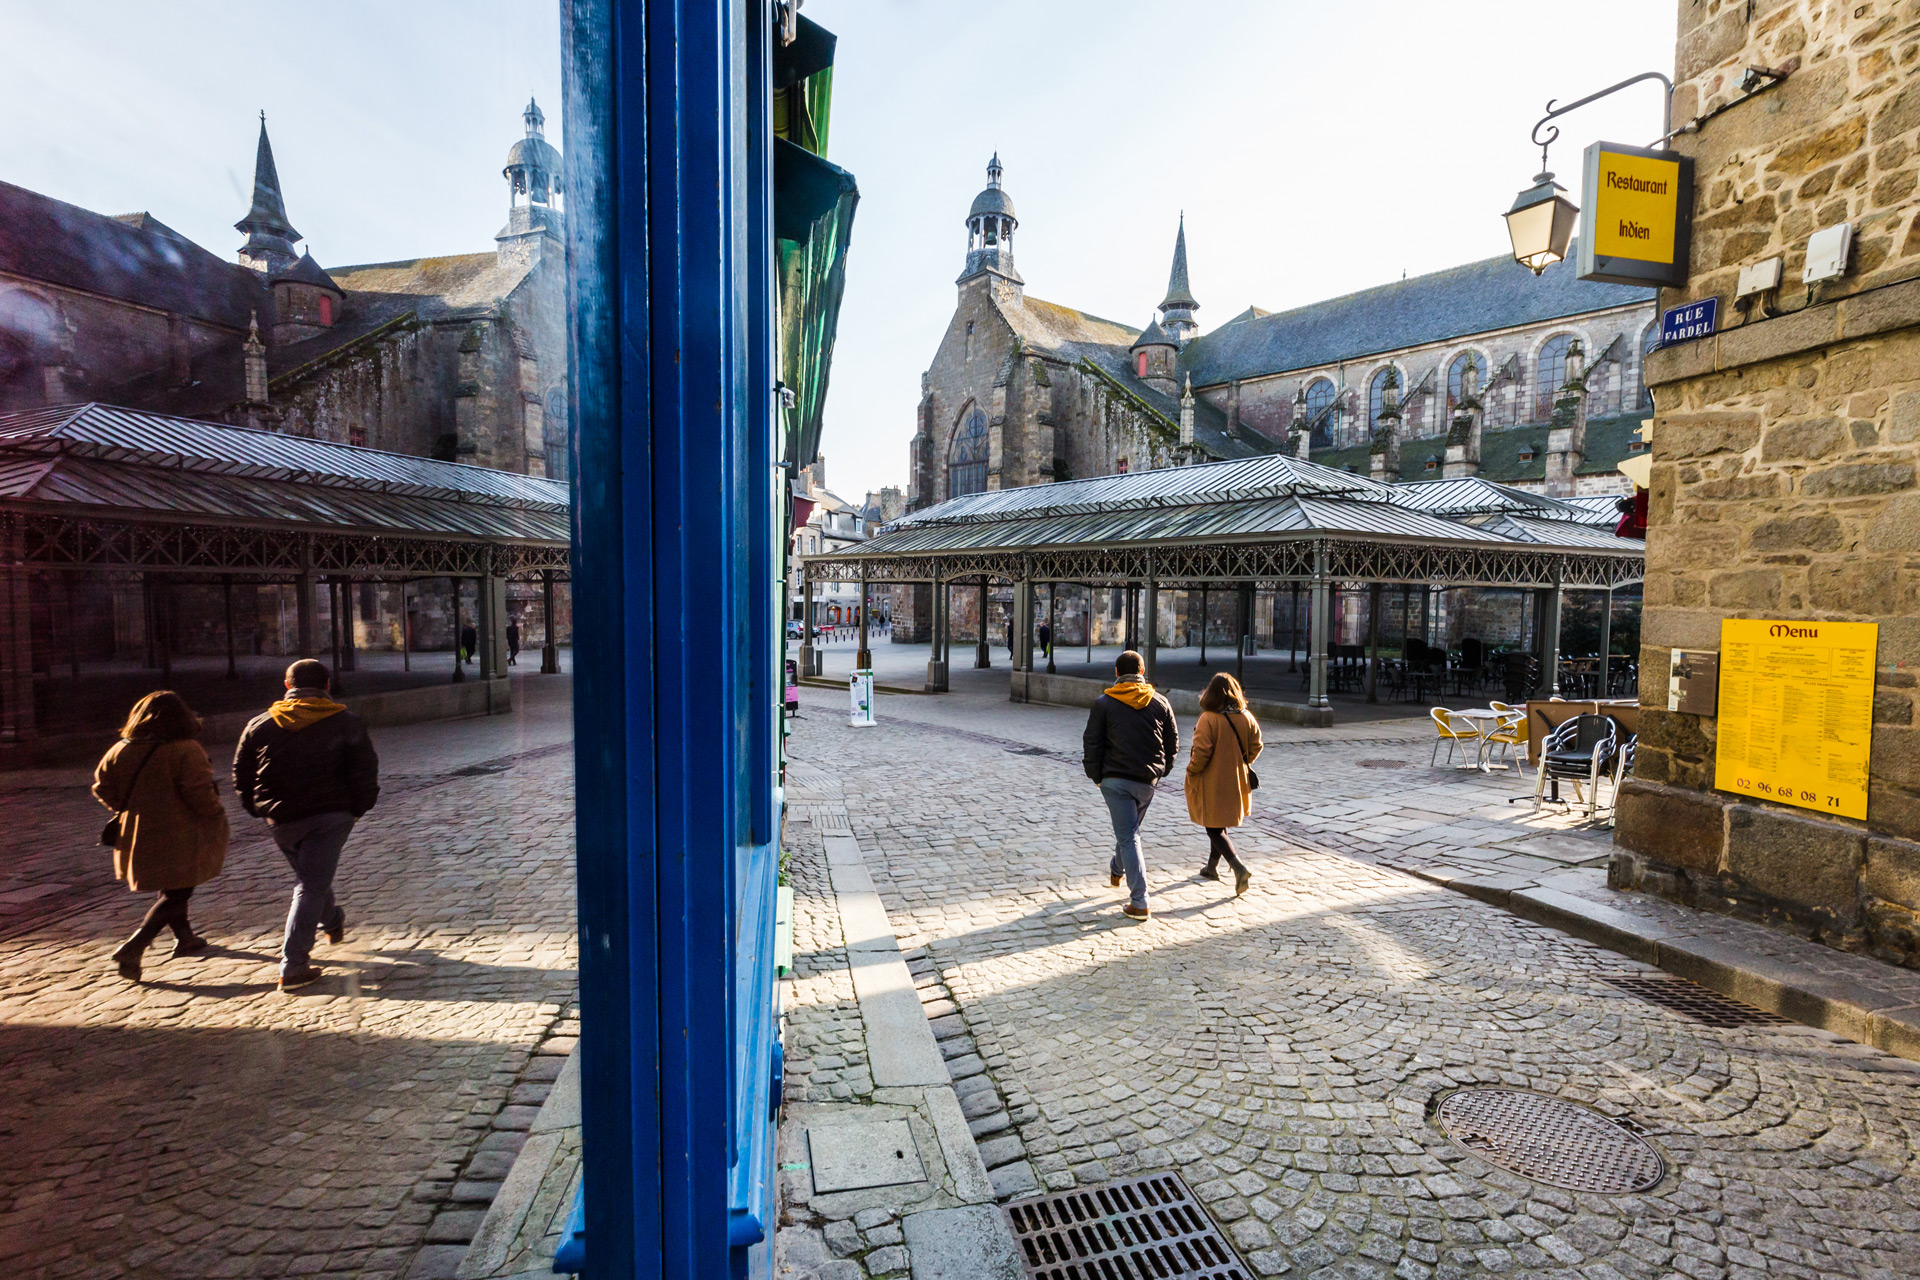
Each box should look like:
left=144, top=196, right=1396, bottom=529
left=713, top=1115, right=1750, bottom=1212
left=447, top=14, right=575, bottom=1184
left=1804, top=223, right=1853, bottom=283
left=1736, top=256, right=1783, bottom=298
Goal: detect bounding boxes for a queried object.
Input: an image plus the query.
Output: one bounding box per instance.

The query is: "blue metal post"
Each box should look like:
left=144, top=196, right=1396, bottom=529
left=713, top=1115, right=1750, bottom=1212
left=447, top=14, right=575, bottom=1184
left=564, top=1, right=781, bottom=1277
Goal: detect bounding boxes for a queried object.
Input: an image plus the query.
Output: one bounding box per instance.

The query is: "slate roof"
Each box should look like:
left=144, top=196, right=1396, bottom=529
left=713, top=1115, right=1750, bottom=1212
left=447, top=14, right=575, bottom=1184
left=1161, top=217, right=1198, bottom=310
left=273, top=249, right=342, bottom=293
left=1130, top=317, right=1175, bottom=350
left=0, top=180, right=262, bottom=328
left=1180, top=245, right=1654, bottom=387
left=997, top=294, right=1277, bottom=463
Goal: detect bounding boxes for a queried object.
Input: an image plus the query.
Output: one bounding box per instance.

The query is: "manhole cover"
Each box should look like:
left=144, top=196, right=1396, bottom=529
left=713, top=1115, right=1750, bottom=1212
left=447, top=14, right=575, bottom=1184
left=1355, top=758, right=1405, bottom=769
left=1602, top=974, right=1795, bottom=1027
left=1435, top=1089, right=1665, bottom=1195
left=1003, top=1172, right=1248, bottom=1279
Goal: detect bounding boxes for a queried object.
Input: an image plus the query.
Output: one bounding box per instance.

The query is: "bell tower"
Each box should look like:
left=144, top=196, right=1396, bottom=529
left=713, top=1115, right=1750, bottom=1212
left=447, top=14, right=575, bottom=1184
left=497, top=98, right=566, bottom=268
left=958, top=154, right=1022, bottom=288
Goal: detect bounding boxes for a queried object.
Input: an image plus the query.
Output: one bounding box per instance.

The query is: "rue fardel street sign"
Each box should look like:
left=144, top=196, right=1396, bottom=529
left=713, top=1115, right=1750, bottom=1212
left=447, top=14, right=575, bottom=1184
left=1578, top=140, right=1693, bottom=288
left=1660, top=298, right=1718, bottom=345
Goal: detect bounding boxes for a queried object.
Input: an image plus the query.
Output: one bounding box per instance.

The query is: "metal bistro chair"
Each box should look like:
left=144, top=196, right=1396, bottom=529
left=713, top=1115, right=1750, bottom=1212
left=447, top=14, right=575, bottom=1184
left=1533, top=713, right=1619, bottom=819
left=1430, top=707, right=1484, bottom=766
left=1601, top=734, right=1637, bottom=825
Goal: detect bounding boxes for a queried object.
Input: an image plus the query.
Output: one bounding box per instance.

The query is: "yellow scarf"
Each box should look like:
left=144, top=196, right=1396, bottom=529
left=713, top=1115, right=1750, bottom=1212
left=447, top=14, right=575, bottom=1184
left=268, top=696, right=347, bottom=730
left=1103, top=679, right=1156, bottom=710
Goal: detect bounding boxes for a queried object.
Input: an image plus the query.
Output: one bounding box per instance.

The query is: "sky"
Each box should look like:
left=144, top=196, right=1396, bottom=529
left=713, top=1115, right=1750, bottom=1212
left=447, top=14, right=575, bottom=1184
left=1, top=1, right=1676, bottom=501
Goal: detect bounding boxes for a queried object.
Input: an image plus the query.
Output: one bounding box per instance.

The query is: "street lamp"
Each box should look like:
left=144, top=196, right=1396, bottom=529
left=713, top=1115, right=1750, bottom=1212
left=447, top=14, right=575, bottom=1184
left=1504, top=171, right=1578, bottom=275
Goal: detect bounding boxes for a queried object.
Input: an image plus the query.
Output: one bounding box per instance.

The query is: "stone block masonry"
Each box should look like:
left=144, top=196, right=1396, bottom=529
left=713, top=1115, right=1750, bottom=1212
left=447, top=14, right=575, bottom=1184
left=1616, top=0, right=1920, bottom=965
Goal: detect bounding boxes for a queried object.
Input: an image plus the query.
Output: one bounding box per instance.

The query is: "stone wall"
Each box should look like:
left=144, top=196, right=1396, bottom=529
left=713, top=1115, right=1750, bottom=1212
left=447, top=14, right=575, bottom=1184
left=1614, top=0, right=1920, bottom=965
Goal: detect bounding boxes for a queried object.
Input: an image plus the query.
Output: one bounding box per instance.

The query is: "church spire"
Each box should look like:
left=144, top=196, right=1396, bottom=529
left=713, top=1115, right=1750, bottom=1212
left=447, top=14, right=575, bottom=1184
left=1157, top=214, right=1199, bottom=345
left=235, top=112, right=301, bottom=274
left=959, top=154, right=1022, bottom=288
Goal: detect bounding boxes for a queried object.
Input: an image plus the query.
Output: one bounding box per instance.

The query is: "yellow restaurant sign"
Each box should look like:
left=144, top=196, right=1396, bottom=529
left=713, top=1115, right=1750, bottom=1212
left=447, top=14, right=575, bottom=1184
left=1713, top=618, right=1877, bottom=820
left=1578, top=141, right=1693, bottom=288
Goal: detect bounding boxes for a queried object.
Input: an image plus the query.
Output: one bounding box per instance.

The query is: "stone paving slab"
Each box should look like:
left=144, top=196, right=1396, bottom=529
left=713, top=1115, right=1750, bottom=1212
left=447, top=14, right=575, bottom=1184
left=792, top=678, right=1920, bottom=1280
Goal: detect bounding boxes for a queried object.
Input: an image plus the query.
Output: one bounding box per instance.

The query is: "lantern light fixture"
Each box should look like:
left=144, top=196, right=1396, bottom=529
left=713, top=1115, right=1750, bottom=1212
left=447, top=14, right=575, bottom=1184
left=1504, top=171, right=1580, bottom=275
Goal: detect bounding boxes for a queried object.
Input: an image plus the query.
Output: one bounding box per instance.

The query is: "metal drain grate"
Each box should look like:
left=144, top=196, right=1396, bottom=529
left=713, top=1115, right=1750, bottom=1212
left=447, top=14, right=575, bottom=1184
left=1435, top=1088, right=1665, bottom=1195
left=1004, top=1172, right=1248, bottom=1280
left=1602, top=975, right=1795, bottom=1027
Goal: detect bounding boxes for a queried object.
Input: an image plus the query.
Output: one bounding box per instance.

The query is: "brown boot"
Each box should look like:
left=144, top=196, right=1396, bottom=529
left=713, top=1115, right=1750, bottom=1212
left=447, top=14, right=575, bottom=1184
left=110, top=934, right=147, bottom=982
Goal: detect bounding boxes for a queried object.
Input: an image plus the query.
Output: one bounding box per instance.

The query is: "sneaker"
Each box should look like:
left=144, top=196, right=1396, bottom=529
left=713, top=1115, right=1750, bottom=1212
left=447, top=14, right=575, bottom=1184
left=324, top=907, right=346, bottom=946
left=1121, top=904, right=1151, bottom=921
left=1109, top=874, right=1123, bottom=888
left=171, top=934, right=210, bottom=958
left=279, top=966, right=324, bottom=992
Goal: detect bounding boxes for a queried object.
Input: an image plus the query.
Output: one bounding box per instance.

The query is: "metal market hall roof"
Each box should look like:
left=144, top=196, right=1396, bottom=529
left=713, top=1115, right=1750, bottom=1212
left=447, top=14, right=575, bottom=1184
left=850, top=454, right=1640, bottom=561
left=0, top=403, right=569, bottom=543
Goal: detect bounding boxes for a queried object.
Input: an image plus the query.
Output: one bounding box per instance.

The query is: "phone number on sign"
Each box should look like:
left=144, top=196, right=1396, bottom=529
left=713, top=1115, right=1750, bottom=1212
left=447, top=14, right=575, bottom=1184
left=1734, top=777, right=1842, bottom=808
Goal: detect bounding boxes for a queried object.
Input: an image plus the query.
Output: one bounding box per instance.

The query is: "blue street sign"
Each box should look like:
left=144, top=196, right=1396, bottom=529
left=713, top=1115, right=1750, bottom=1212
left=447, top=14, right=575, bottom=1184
left=1659, top=298, right=1718, bottom=346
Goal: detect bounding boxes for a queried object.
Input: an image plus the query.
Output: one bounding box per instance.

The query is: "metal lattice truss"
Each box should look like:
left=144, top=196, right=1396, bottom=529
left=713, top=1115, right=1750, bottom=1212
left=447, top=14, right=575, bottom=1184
left=805, top=535, right=1642, bottom=591
left=6, top=512, right=570, bottom=583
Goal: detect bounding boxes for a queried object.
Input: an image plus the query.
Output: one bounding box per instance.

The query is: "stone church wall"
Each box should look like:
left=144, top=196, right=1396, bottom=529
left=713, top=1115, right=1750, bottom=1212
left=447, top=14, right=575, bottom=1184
left=0, top=275, right=240, bottom=413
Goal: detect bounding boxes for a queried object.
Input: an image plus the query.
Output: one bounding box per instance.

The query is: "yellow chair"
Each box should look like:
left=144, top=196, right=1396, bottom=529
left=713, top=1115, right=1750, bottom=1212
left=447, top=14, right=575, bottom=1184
left=1482, top=709, right=1526, bottom=771
left=1429, top=707, right=1483, bottom=766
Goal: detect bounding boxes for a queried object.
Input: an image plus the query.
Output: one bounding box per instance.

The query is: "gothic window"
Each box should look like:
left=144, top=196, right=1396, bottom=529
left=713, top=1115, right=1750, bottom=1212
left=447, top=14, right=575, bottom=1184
left=948, top=407, right=989, bottom=497
left=1304, top=378, right=1337, bottom=449
left=1639, top=323, right=1658, bottom=410
left=1368, top=368, right=1398, bottom=434
left=1446, top=352, right=1486, bottom=415
left=1534, top=333, right=1574, bottom=421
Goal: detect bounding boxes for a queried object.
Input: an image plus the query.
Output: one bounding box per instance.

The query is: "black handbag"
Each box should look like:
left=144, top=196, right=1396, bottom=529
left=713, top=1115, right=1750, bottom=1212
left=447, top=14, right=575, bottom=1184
left=1227, top=711, right=1260, bottom=791
left=99, top=743, right=159, bottom=847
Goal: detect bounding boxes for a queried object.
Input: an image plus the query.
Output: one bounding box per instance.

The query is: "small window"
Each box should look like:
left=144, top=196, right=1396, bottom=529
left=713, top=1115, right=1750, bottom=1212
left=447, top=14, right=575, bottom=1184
left=1518, top=447, right=1536, bottom=463
left=1628, top=439, right=1648, bottom=453
left=319, top=295, right=333, bottom=325
left=1137, top=351, right=1148, bottom=377
left=1116, top=456, right=1129, bottom=473
left=348, top=425, right=367, bottom=448
left=1424, top=457, right=1438, bottom=471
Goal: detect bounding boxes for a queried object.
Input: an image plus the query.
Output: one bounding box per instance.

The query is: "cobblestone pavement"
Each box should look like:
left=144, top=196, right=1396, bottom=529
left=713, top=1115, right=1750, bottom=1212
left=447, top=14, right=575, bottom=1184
left=792, top=681, right=1920, bottom=1280
left=0, top=676, right=578, bottom=1280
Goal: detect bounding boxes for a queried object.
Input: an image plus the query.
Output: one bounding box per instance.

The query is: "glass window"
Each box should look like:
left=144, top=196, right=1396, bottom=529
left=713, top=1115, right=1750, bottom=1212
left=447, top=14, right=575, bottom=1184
left=1535, top=334, right=1574, bottom=420
left=1446, top=352, right=1485, bottom=414
left=1304, top=377, right=1337, bottom=448
left=1640, top=323, right=1659, bottom=409
left=948, top=407, right=989, bottom=497
left=1368, top=367, right=1398, bottom=432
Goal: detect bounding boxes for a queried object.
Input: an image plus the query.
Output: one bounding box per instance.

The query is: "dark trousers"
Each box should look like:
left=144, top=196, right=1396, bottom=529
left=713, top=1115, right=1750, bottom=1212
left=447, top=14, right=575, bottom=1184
left=1204, top=828, right=1248, bottom=875
left=130, top=887, right=195, bottom=949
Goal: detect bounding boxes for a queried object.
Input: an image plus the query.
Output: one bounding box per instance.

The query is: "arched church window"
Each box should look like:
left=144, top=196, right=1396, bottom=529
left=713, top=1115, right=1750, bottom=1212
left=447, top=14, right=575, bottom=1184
left=1639, top=323, right=1658, bottom=410
left=1368, top=367, right=1399, bottom=432
left=948, top=408, right=989, bottom=498
left=1446, top=352, right=1485, bottom=414
left=1304, top=378, right=1336, bottom=449
left=1535, top=333, right=1574, bottom=421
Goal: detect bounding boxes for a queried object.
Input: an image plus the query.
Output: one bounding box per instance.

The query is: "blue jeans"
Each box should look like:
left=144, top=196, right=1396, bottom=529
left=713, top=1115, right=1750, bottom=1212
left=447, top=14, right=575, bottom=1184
left=1100, top=777, right=1156, bottom=910
left=270, top=811, right=355, bottom=975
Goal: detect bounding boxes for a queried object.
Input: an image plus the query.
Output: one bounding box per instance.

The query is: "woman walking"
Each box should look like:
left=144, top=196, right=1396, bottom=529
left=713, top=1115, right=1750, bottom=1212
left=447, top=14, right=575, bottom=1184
left=92, top=691, right=230, bottom=982
left=1184, top=672, right=1263, bottom=896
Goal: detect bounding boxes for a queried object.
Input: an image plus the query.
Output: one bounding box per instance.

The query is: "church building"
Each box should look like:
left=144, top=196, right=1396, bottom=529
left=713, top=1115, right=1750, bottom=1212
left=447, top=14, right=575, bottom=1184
left=0, top=102, right=568, bottom=480
left=908, top=158, right=1658, bottom=513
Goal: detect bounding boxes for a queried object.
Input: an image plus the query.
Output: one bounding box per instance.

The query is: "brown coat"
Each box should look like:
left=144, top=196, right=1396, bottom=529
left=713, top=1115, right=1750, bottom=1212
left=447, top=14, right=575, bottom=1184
left=92, top=738, right=230, bottom=892
left=1184, top=708, right=1264, bottom=829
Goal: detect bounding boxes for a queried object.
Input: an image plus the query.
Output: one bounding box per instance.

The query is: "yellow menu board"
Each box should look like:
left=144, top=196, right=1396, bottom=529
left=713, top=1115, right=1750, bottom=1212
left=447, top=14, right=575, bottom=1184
left=1713, top=619, right=1877, bottom=820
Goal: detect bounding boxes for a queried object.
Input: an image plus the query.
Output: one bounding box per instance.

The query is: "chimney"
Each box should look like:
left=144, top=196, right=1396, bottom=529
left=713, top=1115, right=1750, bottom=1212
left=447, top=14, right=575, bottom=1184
left=1545, top=339, right=1587, bottom=497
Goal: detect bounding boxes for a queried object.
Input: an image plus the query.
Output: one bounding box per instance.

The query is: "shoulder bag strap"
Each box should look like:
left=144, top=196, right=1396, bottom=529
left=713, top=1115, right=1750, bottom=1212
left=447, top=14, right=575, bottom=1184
left=116, top=742, right=161, bottom=816
left=1225, top=710, right=1252, bottom=764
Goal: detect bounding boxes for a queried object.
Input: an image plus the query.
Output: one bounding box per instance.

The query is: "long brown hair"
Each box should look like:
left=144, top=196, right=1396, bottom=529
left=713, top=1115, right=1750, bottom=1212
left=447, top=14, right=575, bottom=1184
left=1199, top=672, right=1247, bottom=714
left=121, top=691, right=202, bottom=742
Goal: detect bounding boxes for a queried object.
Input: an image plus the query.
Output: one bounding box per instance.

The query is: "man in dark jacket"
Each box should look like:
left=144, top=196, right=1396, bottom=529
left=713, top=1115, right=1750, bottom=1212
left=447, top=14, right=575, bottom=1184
left=1082, top=650, right=1179, bottom=920
left=234, top=658, right=380, bottom=991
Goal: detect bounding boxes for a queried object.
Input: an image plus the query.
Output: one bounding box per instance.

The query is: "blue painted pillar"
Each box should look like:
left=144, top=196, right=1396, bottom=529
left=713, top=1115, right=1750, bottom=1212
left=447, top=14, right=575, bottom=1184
left=564, top=1, right=782, bottom=1277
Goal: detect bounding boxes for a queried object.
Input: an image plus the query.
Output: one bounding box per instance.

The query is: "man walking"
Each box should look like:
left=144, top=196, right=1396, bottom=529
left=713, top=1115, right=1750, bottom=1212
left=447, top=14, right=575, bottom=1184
left=506, top=617, right=521, bottom=666
left=233, top=659, right=380, bottom=991
left=1082, top=650, right=1178, bottom=920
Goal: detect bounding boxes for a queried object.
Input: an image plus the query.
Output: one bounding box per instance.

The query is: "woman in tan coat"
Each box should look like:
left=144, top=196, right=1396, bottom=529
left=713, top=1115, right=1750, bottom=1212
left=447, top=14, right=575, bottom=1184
left=92, top=691, right=230, bottom=982
left=1184, top=672, right=1263, bottom=896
